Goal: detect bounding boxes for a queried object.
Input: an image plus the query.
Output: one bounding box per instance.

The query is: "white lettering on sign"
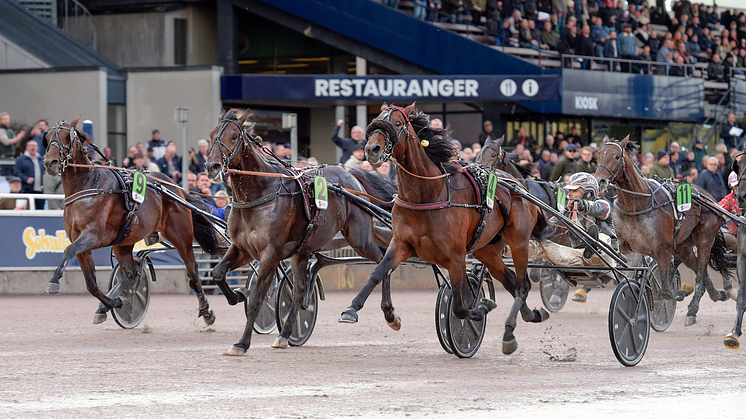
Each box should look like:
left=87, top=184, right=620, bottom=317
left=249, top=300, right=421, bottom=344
left=314, top=79, right=480, bottom=98
left=575, top=96, right=599, bottom=110
left=522, top=79, right=539, bottom=97
left=500, top=79, right=517, bottom=97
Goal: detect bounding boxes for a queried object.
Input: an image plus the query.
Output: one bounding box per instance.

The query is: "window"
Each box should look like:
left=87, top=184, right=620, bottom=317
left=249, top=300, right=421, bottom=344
left=174, top=18, right=187, bottom=66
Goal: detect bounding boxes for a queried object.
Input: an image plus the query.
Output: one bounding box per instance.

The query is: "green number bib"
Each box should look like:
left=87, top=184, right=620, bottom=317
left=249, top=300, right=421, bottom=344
left=557, top=187, right=567, bottom=211
left=486, top=173, right=497, bottom=210
left=676, top=183, right=692, bottom=212
left=132, top=171, right=147, bottom=204
left=314, top=176, right=328, bottom=210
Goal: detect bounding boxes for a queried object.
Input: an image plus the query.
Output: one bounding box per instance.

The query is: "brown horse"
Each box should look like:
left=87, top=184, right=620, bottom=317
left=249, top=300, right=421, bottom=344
left=341, top=103, right=549, bottom=355
left=43, top=118, right=222, bottom=324
left=203, top=109, right=389, bottom=355
left=595, top=137, right=735, bottom=326
left=725, top=154, right=746, bottom=348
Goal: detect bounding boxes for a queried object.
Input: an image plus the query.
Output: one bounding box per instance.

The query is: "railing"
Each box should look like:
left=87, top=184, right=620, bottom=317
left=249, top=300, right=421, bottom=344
left=0, top=193, right=64, bottom=213
left=57, top=0, right=96, bottom=50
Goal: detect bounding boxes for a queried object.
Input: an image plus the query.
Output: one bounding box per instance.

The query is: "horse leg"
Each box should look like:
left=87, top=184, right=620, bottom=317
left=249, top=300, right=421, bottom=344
left=225, top=253, right=281, bottom=356
left=45, top=231, right=100, bottom=294
left=725, top=233, right=746, bottom=348
left=273, top=254, right=311, bottom=349
left=93, top=245, right=136, bottom=324
left=339, top=239, right=411, bottom=326
left=166, top=228, right=216, bottom=325
left=211, top=244, right=251, bottom=306
left=77, top=251, right=123, bottom=315
left=473, top=246, right=520, bottom=354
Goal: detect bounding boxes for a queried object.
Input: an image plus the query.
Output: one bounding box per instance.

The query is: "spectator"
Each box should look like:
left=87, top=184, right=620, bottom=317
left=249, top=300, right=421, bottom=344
left=148, top=129, right=166, bottom=161
left=426, top=0, right=442, bottom=22
left=122, top=146, right=138, bottom=169
left=196, top=172, right=216, bottom=206
left=156, top=141, right=183, bottom=184
left=414, top=0, right=427, bottom=20
left=541, top=151, right=559, bottom=181
left=509, top=127, right=535, bottom=149
left=721, top=113, right=740, bottom=150
left=331, top=119, right=366, bottom=165
left=649, top=150, right=674, bottom=179
left=603, top=29, right=620, bottom=67
left=697, top=156, right=728, bottom=201
left=573, top=146, right=596, bottom=173
left=635, top=44, right=654, bottom=73
left=344, top=144, right=366, bottom=170
left=0, top=112, right=25, bottom=159
left=542, top=20, right=560, bottom=50
left=657, top=39, right=674, bottom=63
left=566, top=125, right=582, bottom=146
left=0, top=176, right=28, bottom=210
left=143, top=148, right=160, bottom=172
left=42, top=168, right=63, bottom=209
left=14, top=139, right=44, bottom=209
left=519, top=18, right=541, bottom=50
left=683, top=166, right=698, bottom=184
left=430, top=118, right=444, bottom=129
left=189, top=139, right=210, bottom=174
left=618, top=23, right=638, bottom=71
left=508, top=10, right=522, bottom=37
left=31, top=120, right=48, bottom=157
left=558, top=23, right=577, bottom=58
left=478, top=120, right=494, bottom=146
left=543, top=135, right=559, bottom=153
left=707, top=53, right=726, bottom=82
left=574, top=24, right=595, bottom=68
left=537, top=149, right=552, bottom=173
left=591, top=16, right=609, bottom=56
left=551, top=143, right=578, bottom=181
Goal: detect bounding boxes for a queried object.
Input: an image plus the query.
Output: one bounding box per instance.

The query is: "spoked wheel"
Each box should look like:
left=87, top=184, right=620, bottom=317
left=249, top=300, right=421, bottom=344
left=245, top=262, right=280, bottom=334
left=109, top=256, right=152, bottom=329
left=539, top=268, right=570, bottom=313
left=609, top=279, right=650, bottom=367
left=275, top=267, right=319, bottom=346
left=644, top=259, right=677, bottom=333
left=445, top=272, right=488, bottom=358
left=434, top=281, right=454, bottom=354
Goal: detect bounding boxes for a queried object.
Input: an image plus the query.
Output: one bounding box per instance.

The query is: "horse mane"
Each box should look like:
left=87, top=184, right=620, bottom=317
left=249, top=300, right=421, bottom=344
left=409, top=111, right=457, bottom=165
left=348, top=168, right=396, bottom=212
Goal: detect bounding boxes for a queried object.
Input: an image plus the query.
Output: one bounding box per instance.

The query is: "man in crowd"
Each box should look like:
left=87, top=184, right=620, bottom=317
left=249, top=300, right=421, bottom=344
left=148, top=129, right=167, bottom=161
left=0, top=176, right=28, bottom=209
left=551, top=143, right=579, bottom=181
left=331, top=119, right=366, bottom=165
left=0, top=112, right=25, bottom=159
left=189, top=139, right=210, bottom=174
left=697, top=156, right=727, bottom=201
left=649, top=150, right=674, bottom=179
left=14, top=139, right=44, bottom=209
left=344, top=144, right=366, bottom=170
left=478, top=120, right=493, bottom=146
left=720, top=113, right=741, bottom=150
left=574, top=146, right=596, bottom=174
left=156, top=141, right=183, bottom=184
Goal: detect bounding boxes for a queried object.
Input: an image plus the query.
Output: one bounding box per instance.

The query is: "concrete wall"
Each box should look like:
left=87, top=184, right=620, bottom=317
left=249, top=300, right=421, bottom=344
left=125, top=67, right=222, bottom=151
left=309, top=106, right=339, bottom=165
left=92, top=4, right=217, bottom=68
left=0, top=34, right=48, bottom=70
left=0, top=69, right=107, bottom=145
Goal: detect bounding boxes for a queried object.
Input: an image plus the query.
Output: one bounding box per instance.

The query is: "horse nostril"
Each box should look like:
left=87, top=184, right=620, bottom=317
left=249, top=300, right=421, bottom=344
left=371, top=145, right=381, bottom=155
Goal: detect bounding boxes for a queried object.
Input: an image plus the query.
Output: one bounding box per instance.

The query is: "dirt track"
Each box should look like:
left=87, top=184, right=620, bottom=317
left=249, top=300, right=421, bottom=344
left=1, top=287, right=744, bottom=418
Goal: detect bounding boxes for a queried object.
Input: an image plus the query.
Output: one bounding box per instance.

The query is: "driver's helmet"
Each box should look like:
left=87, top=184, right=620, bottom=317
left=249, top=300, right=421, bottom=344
left=565, top=172, right=600, bottom=200
left=728, top=171, right=738, bottom=188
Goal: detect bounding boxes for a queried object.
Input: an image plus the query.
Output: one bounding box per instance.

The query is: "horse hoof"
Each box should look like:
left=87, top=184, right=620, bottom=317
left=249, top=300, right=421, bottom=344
left=718, top=291, right=730, bottom=302
left=93, top=312, right=107, bottom=324
left=223, top=345, right=246, bottom=356
left=729, top=288, right=739, bottom=301
left=685, top=316, right=697, bottom=326
left=338, top=308, right=359, bottom=324
left=537, top=307, right=550, bottom=322
left=503, top=339, right=518, bottom=355
left=234, top=288, right=249, bottom=303
left=675, top=291, right=687, bottom=302
left=387, top=315, right=402, bottom=331
left=272, top=336, right=289, bottom=349
left=724, top=333, right=740, bottom=349
left=680, top=282, right=694, bottom=297
left=479, top=298, right=497, bottom=313
left=45, top=282, right=60, bottom=294
left=202, top=310, right=216, bottom=326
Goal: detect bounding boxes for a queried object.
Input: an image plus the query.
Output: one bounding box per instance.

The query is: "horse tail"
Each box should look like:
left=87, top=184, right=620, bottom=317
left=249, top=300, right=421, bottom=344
left=348, top=168, right=396, bottom=212
left=531, top=209, right=550, bottom=241
left=183, top=192, right=223, bottom=257
left=708, top=231, right=736, bottom=282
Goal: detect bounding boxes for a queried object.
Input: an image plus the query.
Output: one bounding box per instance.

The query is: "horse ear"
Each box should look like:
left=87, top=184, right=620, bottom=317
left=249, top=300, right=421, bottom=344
left=70, top=116, right=80, bottom=128
left=238, top=108, right=252, bottom=125
left=380, top=102, right=389, bottom=112
left=219, top=108, right=227, bottom=121
left=620, top=135, right=630, bottom=148
left=404, top=102, right=416, bottom=116
left=495, top=135, right=505, bottom=149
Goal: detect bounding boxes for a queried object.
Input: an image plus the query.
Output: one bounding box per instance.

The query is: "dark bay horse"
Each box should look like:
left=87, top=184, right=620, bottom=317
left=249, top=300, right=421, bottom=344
left=203, top=109, right=389, bottom=355
left=344, top=103, right=549, bottom=354
left=724, top=154, right=746, bottom=348
left=595, top=137, right=735, bottom=326
left=43, top=118, right=221, bottom=324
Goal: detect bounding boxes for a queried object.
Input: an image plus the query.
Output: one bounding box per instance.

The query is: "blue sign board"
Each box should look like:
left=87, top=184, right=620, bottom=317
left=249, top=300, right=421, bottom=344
left=222, top=74, right=561, bottom=103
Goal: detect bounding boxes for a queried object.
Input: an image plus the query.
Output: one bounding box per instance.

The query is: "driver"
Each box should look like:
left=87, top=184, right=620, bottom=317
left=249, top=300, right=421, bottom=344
left=718, top=171, right=740, bottom=252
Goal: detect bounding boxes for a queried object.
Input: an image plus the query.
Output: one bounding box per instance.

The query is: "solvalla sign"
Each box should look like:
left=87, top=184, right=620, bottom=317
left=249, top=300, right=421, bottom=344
left=221, top=74, right=561, bottom=102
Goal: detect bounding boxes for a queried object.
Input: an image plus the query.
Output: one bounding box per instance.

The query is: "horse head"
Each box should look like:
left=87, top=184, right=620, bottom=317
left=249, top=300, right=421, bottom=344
left=476, top=135, right=505, bottom=170
left=735, top=153, right=746, bottom=209
left=594, top=135, right=631, bottom=189
left=204, top=108, right=253, bottom=183
left=43, top=116, right=81, bottom=176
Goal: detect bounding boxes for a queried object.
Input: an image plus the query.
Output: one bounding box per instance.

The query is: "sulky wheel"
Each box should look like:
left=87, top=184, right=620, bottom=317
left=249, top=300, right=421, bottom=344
left=434, top=281, right=454, bottom=354
left=109, top=256, right=152, bottom=329
left=245, top=262, right=279, bottom=334
left=446, top=271, right=488, bottom=358
left=644, top=259, right=676, bottom=333
left=609, top=279, right=650, bottom=367
left=539, top=268, right=570, bottom=313
left=275, top=267, right=319, bottom=347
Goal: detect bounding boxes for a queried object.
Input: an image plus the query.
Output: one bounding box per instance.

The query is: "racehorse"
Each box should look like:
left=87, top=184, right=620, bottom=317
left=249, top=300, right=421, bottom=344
left=724, top=154, right=746, bottom=348
left=595, top=136, right=735, bottom=326
left=43, top=117, right=222, bottom=324
left=342, top=103, right=550, bottom=354
left=203, top=109, right=389, bottom=355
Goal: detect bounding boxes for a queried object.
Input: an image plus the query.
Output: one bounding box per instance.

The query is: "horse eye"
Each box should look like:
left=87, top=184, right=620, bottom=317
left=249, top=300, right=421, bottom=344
left=491, top=153, right=496, bottom=158
left=232, top=134, right=237, bottom=140
left=615, top=155, right=620, bottom=160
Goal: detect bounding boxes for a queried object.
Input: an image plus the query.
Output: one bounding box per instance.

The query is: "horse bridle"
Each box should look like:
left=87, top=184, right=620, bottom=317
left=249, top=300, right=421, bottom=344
left=45, top=122, right=81, bottom=173
left=367, top=106, right=413, bottom=163
left=207, top=118, right=253, bottom=175
left=596, top=141, right=626, bottom=185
